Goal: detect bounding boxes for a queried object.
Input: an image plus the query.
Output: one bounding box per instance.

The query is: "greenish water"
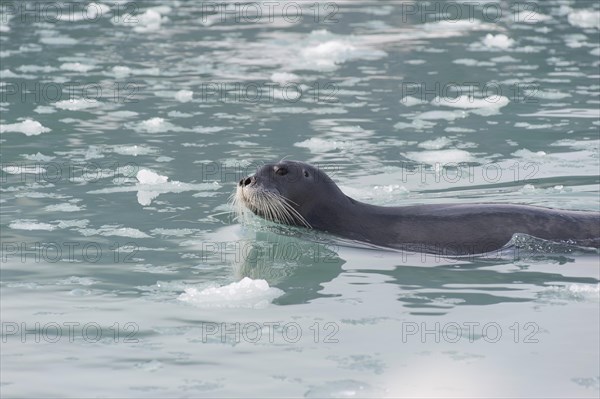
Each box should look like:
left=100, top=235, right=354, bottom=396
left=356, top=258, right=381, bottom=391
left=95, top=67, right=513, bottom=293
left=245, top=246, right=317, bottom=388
left=1, top=1, right=599, bottom=397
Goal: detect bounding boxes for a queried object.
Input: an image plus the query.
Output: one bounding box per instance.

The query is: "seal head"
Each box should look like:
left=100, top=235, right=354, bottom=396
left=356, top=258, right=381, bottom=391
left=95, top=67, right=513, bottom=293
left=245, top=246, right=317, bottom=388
left=236, top=160, right=347, bottom=229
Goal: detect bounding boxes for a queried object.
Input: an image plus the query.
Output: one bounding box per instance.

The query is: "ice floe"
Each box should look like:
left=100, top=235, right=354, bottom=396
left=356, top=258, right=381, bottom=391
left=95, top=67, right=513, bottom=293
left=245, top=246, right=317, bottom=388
left=0, top=120, right=51, bottom=136
left=178, top=277, right=283, bottom=309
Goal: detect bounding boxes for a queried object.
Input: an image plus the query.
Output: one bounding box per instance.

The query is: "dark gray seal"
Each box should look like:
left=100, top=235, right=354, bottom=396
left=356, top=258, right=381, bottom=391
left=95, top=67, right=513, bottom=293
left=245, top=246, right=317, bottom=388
left=235, top=160, right=600, bottom=255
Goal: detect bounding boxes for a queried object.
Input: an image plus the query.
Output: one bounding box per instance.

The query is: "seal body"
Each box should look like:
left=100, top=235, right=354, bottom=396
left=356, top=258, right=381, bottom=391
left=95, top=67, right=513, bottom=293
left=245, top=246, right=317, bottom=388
left=236, top=160, right=600, bottom=255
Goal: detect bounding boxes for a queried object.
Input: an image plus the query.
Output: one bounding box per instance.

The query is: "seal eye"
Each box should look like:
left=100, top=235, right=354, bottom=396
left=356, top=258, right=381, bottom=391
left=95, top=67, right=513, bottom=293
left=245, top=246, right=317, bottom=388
left=275, top=167, right=288, bottom=176
left=303, top=170, right=309, bottom=178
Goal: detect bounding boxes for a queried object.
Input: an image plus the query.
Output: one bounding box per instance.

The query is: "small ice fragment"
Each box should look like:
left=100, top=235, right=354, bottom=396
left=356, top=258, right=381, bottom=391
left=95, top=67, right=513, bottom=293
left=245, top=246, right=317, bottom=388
left=482, top=34, right=515, bottom=49
left=136, top=169, right=168, bottom=185
left=0, top=119, right=50, bottom=136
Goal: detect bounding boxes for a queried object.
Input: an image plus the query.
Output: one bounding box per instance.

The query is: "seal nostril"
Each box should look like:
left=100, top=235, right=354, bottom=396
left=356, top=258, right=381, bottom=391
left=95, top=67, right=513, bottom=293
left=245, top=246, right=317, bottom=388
left=243, top=177, right=252, bottom=186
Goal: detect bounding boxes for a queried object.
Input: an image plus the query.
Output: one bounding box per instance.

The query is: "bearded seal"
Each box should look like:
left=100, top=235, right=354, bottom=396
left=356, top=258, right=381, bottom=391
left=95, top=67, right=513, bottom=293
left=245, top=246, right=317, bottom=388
left=234, top=160, right=600, bottom=255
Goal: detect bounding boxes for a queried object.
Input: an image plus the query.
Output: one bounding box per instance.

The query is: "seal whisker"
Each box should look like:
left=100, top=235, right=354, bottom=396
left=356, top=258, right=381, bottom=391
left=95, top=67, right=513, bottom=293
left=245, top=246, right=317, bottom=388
left=265, top=190, right=311, bottom=228
left=265, top=191, right=293, bottom=225
left=265, top=191, right=289, bottom=225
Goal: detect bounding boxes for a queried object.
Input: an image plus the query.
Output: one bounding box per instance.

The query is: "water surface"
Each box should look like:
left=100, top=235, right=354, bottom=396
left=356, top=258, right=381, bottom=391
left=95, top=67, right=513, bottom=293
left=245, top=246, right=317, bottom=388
left=1, top=1, right=599, bottom=397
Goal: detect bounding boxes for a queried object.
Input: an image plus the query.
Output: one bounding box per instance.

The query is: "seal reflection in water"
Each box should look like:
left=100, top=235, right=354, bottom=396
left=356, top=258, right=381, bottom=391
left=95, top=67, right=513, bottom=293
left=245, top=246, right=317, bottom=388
left=235, top=160, right=600, bottom=255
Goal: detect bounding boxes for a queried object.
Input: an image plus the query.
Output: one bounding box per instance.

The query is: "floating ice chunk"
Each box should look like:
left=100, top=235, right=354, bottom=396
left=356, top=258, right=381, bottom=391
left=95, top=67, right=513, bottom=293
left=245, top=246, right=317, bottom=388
left=405, top=59, right=426, bottom=65
left=514, top=122, right=554, bottom=130
left=453, top=58, right=495, bottom=67
left=0, top=119, right=50, bottom=136
left=519, top=108, right=600, bottom=118
left=2, top=165, right=46, bottom=174
left=137, top=169, right=168, bottom=185
left=17, top=65, right=56, bottom=73
left=174, top=90, right=193, bottom=103
left=414, top=110, right=467, bottom=121
left=445, top=127, right=476, bottom=133
left=9, top=220, right=56, bottom=231
left=0, top=13, right=11, bottom=32
left=107, top=65, right=160, bottom=78
left=271, top=72, right=300, bottom=84
left=79, top=226, right=151, bottom=238
left=192, top=126, right=231, bottom=134
left=422, top=19, right=488, bottom=34
left=111, top=110, right=138, bottom=118
left=373, top=184, right=409, bottom=194
left=331, top=125, right=369, bottom=134
left=550, top=139, right=600, bottom=150
left=136, top=169, right=172, bottom=205
left=301, top=40, right=357, bottom=69
left=57, top=276, right=98, bottom=286
left=55, top=219, right=90, bottom=229
left=511, top=149, right=547, bottom=158
left=178, top=277, right=284, bottom=309
left=112, top=145, right=156, bottom=156
left=54, top=99, right=100, bottom=111
left=34, top=106, right=56, bottom=114
left=44, top=203, right=83, bottom=212
left=520, top=184, right=537, bottom=193
left=568, top=9, right=600, bottom=30
left=404, top=149, right=474, bottom=164
left=299, top=30, right=387, bottom=71
left=541, top=284, right=600, bottom=301
left=40, top=36, right=78, bottom=45
left=525, top=89, right=571, bottom=100
left=22, top=152, right=55, bottom=161
left=88, top=170, right=220, bottom=206
left=294, top=137, right=354, bottom=152
left=400, top=96, right=427, bottom=106
left=418, top=137, right=452, bottom=150
left=133, top=9, right=163, bottom=33
left=432, top=95, right=510, bottom=110
left=482, top=34, right=514, bottom=49
left=168, top=111, right=193, bottom=118
left=60, top=62, right=96, bottom=72
left=111, top=65, right=131, bottom=77
left=134, top=117, right=183, bottom=133
left=393, top=119, right=437, bottom=131
left=490, top=55, right=519, bottom=63
left=101, top=227, right=150, bottom=238
left=150, top=228, right=197, bottom=237
left=0, top=69, right=35, bottom=79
